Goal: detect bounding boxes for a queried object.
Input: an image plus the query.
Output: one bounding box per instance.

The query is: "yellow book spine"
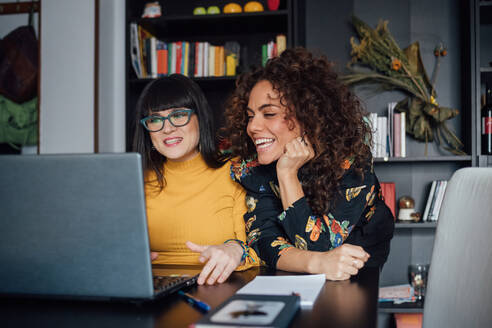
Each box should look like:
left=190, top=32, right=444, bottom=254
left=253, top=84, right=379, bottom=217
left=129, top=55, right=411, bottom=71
left=276, top=34, right=286, bottom=55
left=226, top=54, right=236, bottom=76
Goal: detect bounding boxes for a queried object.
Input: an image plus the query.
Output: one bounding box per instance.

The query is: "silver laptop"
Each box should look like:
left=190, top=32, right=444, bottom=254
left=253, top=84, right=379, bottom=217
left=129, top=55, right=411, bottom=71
left=0, top=153, right=198, bottom=301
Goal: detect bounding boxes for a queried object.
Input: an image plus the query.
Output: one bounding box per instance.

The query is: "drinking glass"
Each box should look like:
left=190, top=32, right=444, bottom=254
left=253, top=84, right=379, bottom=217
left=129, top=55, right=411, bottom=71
left=408, top=264, right=429, bottom=300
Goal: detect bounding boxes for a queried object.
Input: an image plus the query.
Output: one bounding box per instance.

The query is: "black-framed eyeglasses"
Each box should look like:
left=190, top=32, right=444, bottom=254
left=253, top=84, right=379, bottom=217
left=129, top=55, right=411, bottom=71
left=140, top=109, right=195, bottom=132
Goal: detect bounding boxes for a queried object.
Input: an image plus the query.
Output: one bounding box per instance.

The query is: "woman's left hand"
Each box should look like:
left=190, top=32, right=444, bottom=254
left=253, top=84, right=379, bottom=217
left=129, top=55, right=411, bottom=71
left=186, top=241, right=243, bottom=285
left=276, top=136, right=315, bottom=177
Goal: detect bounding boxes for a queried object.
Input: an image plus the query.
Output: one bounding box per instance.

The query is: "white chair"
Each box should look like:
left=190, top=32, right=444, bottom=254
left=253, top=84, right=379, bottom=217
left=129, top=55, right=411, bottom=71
left=423, top=168, right=492, bottom=327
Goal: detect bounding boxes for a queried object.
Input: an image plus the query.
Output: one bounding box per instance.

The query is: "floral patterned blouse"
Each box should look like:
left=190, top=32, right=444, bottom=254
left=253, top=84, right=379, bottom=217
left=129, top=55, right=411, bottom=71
left=230, top=156, right=395, bottom=269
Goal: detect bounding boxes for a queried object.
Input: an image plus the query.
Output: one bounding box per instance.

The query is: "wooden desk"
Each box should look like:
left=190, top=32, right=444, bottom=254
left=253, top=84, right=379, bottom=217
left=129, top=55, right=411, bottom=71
left=0, top=267, right=379, bottom=328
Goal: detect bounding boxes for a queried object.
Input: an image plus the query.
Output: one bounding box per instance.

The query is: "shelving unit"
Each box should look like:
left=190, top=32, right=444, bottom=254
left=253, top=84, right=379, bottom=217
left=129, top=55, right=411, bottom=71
left=394, top=222, right=437, bottom=229
left=374, top=2, right=487, bottom=321
left=374, top=155, right=472, bottom=163
left=474, top=0, right=492, bottom=162
left=125, top=0, right=305, bottom=150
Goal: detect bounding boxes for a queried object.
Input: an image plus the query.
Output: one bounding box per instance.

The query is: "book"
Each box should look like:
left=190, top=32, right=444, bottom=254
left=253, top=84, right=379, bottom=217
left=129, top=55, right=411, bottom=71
left=156, top=41, right=168, bottom=77
left=379, top=284, right=415, bottom=303
left=267, top=40, right=274, bottom=60
left=427, top=180, right=442, bottom=222
left=368, top=113, right=378, bottom=158
left=189, top=42, right=195, bottom=78
left=236, top=274, right=324, bottom=308
left=214, top=45, right=224, bottom=77
left=167, top=42, right=173, bottom=74
left=226, top=53, right=236, bottom=76
left=170, top=42, right=177, bottom=74
left=150, top=37, right=157, bottom=78
left=203, top=42, right=209, bottom=77
left=377, top=116, right=387, bottom=158
left=175, top=41, right=182, bottom=75
left=183, top=41, right=189, bottom=76
left=208, top=44, right=215, bottom=78
left=276, top=34, right=286, bottom=55
left=195, top=42, right=201, bottom=77
left=401, top=112, right=406, bottom=157
left=380, top=182, right=396, bottom=219
left=393, top=112, right=401, bottom=157
left=224, top=41, right=240, bottom=76
left=138, top=25, right=154, bottom=78
left=387, top=102, right=396, bottom=157
left=431, top=180, right=447, bottom=221
left=262, top=44, right=268, bottom=67
left=144, top=38, right=152, bottom=77
left=218, top=46, right=225, bottom=76
left=422, top=180, right=437, bottom=222
left=130, top=23, right=142, bottom=78
left=195, top=294, right=300, bottom=328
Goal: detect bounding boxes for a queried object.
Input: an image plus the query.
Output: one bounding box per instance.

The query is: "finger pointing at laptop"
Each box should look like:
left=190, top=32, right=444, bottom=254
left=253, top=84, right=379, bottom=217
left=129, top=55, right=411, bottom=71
left=186, top=241, right=244, bottom=285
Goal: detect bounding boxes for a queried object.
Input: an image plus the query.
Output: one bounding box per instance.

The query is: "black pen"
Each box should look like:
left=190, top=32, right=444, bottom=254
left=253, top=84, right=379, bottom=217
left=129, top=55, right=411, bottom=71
left=178, top=290, right=211, bottom=313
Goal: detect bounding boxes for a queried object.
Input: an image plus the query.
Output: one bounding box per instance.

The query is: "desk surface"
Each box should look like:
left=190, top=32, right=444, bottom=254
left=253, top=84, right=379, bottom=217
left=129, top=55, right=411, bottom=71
left=1, top=267, right=379, bottom=328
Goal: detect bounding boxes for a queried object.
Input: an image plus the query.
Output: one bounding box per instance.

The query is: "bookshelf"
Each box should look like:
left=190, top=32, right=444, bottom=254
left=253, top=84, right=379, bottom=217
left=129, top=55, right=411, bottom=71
left=369, top=0, right=488, bottom=322
left=374, top=156, right=472, bottom=163
left=125, top=0, right=305, bottom=150
left=302, top=0, right=481, bottom=321
left=475, top=0, right=492, bottom=163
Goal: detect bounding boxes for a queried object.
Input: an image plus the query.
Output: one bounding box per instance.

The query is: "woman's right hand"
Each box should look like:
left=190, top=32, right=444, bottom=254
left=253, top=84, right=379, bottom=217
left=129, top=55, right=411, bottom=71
left=276, top=136, right=315, bottom=209
left=309, top=244, right=370, bottom=281
left=185, top=241, right=243, bottom=285
left=276, top=136, right=315, bottom=178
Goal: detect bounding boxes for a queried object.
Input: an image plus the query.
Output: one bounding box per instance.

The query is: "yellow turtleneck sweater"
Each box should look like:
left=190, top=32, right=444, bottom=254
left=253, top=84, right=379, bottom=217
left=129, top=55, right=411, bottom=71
left=145, top=154, right=257, bottom=268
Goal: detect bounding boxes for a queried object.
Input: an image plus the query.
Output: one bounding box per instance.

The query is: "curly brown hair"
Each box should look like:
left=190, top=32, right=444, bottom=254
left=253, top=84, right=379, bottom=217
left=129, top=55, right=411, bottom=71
left=221, top=47, right=373, bottom=213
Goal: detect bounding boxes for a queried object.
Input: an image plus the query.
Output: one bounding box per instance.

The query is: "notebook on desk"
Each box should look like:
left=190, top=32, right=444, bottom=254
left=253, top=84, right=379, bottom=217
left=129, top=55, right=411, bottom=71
left=0, top=153, right=199, bottom=301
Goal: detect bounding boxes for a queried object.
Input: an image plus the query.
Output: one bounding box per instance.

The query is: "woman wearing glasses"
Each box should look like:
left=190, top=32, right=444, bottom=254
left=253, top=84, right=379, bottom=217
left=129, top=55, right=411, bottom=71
left=222, top=48, right=394, bottom=280
left=133, top=74, right=258, bottom=285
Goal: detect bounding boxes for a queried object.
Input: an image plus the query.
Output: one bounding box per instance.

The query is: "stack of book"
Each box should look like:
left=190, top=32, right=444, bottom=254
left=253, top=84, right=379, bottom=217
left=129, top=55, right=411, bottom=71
left=367, top=102, right=406, bottom=158
left=379, top=284, right=416, bottom=304
left=422, top=180, right=448, bottom=222
left=131, top=24, right=286, bottom=79
left=130, top=24, right=241, bottom=78
left=261, top=34, right=286, bottom=66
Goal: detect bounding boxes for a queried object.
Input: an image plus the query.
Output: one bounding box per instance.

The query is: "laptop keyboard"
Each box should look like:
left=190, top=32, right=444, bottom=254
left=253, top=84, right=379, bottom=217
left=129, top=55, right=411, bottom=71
left=153, top=275, right=194, bottom=294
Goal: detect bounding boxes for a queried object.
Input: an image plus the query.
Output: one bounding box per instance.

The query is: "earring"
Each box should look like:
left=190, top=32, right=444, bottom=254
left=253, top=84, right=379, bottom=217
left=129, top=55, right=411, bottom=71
left=151, top=145, right=156, bottom=150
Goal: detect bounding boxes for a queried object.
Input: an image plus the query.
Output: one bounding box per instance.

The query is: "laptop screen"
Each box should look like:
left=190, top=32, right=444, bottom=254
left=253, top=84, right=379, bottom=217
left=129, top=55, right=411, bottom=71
left=0, top=153, right=155, bottom=300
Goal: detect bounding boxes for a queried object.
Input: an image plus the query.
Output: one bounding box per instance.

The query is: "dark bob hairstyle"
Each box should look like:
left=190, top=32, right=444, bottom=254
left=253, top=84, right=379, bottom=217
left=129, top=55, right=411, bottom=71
left=132, top=74, right=226, bottom=189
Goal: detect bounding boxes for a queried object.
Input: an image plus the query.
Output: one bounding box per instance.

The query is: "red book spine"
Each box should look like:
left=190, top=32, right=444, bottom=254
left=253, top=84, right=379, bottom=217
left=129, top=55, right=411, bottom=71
left=175, top=41, right=182, bottom=75
left=380, top=182, right=396, bottom=219
left=157, top=42, right=168, bottom=76
left=194, top=42, right=200, bottom=77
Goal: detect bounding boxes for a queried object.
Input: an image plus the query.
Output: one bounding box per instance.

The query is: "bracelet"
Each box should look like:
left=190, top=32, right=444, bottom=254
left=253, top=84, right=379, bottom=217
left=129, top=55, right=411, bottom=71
left=224, top=239, right=252, bottom=263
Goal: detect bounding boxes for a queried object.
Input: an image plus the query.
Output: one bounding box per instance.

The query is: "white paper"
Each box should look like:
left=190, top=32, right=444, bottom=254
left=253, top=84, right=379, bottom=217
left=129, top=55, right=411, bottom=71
left=236, top=274, right=325, bottom=308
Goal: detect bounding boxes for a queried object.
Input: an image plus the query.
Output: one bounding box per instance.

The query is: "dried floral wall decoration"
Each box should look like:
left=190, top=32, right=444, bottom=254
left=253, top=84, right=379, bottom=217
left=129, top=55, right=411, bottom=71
left=341, top=16, right=465, bottom=155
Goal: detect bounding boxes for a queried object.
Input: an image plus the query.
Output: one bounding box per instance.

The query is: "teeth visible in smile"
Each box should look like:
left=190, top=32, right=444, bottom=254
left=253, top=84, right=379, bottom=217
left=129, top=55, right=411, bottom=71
left=255, top=138, right=274, bottom=148
left=164, top=138, right=182, bottom=144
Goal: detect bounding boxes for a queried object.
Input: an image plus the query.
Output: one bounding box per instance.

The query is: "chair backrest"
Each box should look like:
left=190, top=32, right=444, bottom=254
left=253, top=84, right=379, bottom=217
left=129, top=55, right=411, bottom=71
left=423, top=168, right=492, bottom=327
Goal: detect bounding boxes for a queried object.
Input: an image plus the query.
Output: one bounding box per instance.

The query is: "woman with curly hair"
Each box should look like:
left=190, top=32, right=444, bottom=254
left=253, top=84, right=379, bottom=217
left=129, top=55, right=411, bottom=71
left=222, top=47, right=394, bottom=280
